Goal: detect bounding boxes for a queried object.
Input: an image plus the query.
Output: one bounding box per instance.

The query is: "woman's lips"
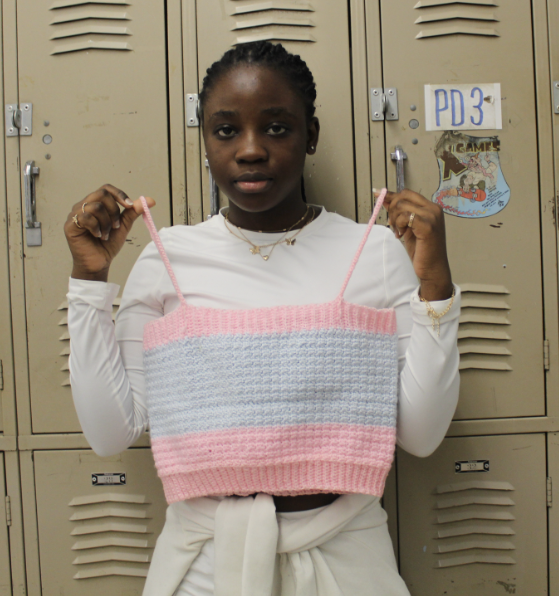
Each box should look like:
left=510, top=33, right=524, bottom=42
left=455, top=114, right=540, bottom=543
left=234, top=179, right=272, bottom=193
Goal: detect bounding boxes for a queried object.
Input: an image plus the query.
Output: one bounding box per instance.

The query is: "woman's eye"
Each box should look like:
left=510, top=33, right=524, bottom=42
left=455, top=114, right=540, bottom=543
left=216, top=126, right=235, bottom=138
left=267, top=124, right=287, bottom=136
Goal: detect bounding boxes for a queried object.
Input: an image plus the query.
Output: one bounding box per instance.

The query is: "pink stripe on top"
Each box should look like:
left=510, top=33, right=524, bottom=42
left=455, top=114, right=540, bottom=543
left=144, top=299, right=397, bottom=350
left=151, top=424, right=396, bottom=501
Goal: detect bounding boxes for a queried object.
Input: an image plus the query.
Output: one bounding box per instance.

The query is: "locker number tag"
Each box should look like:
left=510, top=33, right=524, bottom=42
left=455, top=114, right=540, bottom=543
left=455, top=460, right=490, bottom=473
left=92, top=472, right=126, bottom=486
left=425, top=84, right=502, bottom=131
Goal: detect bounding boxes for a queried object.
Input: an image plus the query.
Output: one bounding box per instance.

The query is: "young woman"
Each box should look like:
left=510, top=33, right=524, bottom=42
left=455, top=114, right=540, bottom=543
left=64, top=42, right=460, bottom=596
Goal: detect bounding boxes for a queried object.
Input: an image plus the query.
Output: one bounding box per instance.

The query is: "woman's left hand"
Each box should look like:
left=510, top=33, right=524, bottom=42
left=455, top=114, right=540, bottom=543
left=379, top=188, right=454, bottom=302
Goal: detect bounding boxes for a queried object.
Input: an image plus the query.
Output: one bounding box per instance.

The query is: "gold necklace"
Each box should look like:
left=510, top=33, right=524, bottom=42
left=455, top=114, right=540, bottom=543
left=224, top=206, right=315, bottom=261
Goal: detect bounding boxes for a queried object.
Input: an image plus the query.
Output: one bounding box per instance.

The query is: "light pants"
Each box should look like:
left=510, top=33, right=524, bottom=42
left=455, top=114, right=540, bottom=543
left=143, top=494, right=411, bottom=596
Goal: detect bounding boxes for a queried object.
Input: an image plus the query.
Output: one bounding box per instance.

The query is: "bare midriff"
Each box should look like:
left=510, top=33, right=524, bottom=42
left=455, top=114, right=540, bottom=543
left=273, top=493, right=340, bottom=512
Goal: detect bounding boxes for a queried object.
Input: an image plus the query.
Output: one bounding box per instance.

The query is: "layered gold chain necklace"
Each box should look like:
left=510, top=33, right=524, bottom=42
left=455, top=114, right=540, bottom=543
left=224, top=206, right=315, bottom=261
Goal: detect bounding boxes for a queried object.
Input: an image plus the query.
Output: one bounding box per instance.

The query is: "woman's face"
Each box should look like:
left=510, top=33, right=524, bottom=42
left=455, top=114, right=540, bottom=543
left=202, top=64, right=319, bottom=226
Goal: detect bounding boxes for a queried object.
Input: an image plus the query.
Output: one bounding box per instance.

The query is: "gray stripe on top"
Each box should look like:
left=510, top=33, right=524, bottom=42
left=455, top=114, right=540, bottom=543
left=144, top=329, right=398, bottom=438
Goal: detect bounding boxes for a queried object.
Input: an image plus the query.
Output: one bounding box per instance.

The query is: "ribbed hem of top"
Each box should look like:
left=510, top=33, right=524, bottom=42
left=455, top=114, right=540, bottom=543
left=159, top=461, right=392, bottom=503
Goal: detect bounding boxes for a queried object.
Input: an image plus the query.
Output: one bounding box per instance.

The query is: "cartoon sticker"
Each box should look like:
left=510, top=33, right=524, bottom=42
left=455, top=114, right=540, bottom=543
left=432, top=131, right=510, bottom=218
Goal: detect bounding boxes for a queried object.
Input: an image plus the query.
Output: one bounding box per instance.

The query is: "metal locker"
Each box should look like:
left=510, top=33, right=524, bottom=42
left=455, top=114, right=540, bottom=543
left=0, top=453, right=12, bottom=596
left=30, top=448, right=167, bottom=595
left=376, top=0, right=547, bottom=420
left=194, top=0, right=357, bottom=220
left=396, top=434, right=548, bottom=595
left=9, top=0, right=172, bottom=434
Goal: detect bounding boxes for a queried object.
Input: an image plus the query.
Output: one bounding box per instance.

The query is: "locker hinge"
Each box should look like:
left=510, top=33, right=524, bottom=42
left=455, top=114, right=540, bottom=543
left=547, top=477, right=553, bottom=507
left=544, top=339, right=550, bottom=371
left=371, top=88, right=399, bottom=121
left=5, top=496, right=11, bottom=526
left=186, top=93, right=199, bottom=127
left=5, top=103, right=32, bottom=136
left=0, top=359, right=3, bottom=390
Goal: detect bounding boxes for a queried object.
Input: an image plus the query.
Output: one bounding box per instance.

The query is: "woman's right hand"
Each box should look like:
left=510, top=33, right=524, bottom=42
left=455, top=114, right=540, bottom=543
left=64, top=184, right=155, bottom=282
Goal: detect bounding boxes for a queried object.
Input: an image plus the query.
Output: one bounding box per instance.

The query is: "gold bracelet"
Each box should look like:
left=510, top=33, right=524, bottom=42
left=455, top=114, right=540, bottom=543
left=419, top=287, right=456, bottom=337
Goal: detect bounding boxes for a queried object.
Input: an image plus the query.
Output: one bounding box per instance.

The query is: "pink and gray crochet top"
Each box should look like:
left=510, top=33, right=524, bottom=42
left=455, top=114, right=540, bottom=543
left=140, top=190, right=398, bottom=504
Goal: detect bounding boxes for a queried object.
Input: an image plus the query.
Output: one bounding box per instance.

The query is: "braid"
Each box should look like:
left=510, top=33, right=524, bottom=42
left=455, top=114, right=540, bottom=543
left=199, top=41, right=316, bottom=121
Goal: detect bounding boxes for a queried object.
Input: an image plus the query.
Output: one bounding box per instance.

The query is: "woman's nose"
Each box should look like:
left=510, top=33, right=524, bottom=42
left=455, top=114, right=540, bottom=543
left=235, top=132, right=268, bottom=163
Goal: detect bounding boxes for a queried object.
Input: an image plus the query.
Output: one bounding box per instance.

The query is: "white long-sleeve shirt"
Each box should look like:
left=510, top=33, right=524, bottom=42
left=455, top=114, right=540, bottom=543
left=67, top=206, right=460, bottom=462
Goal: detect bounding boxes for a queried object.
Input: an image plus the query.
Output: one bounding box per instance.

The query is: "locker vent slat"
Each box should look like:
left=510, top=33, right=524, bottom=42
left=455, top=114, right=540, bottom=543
left=436, top=480, right=514, bottom=493
left=436, top=554, right=516, bottom=568
left=415, top=9, right=498, bottom=23
left=73, top=564, right=148, bottom=579
left=69, top=493, right=147, bottom=506
left=414, top=0, right=497, bottom=8
left=58, top=298, right=120, bottom=385
left=72, top=536, right=151, bottom=550
left=437, top=510, right=515, bottom=524
left=433, top=480, right=517, bottom=568
left=437, top=540, right=515, bottom=553
left=415, top=0, right=499, bottom=39
left=49, top=2, right=132, bottom=54
left=51, top=25, right=132, bottom=39
left=438, top=524, right=515, bottom=539
left=70, top=492, right=153, bottom=579
left=229, top=1, right=316, bottom=45
left=456, top=285, right=512, bottom=371
left=416, top=25, right=499, bottom=38
left=50, top=0, right=129, bottom=8
left=436, top=496, right=515, bottom=509
left=231, top=1, right=314, bottom=15
left=73, top=548, right=150, bottom=564
left=71, top=521, right=149, bottom=536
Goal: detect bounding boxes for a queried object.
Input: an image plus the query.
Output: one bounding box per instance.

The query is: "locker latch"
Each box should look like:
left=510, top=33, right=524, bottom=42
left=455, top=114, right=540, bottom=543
left=4, top=496, right=11, bottom=526
left=554, top=82, right=559, bottom=115
left=5, top=103, right=32, bottom=136
left=371, top=88, right=399, bottom=121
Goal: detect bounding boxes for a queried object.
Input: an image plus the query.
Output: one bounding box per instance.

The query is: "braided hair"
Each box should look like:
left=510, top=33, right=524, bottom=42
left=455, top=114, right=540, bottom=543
left=199, top=41, right=317, bottom=122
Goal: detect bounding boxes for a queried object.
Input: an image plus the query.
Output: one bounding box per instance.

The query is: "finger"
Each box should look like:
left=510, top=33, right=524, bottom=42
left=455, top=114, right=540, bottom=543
left=100, top=184, right=134, bottom=209
left=387, top=198, right=435, bottom=229
left=132, top=195, right=156, bottom=215
left=83, top=201, right=116, bottom=240
left=74, top=187, right=124, bottom=232
left=373, top=188, right=397, bottom=207
left=119, top=196, right=157, bottom=229
left=393, top=211, right=417, bottom=236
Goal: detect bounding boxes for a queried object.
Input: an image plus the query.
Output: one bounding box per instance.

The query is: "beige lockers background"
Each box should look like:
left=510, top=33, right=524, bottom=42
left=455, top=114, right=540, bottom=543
left=2, top=0, right=559, bottom=594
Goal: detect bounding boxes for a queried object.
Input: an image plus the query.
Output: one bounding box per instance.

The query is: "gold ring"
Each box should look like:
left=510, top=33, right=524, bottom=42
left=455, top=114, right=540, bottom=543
left=82, top=201, right=88, bottom=214
left=407, top=212, right=416, bottom=228
left=72, top=214, right=83, bottom=229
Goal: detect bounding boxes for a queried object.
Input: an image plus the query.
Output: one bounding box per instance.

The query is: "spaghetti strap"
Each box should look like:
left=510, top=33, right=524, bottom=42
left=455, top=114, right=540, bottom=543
left=337, top=188, right=388, bottom=300
left=139, top=196, right=186, bottom=305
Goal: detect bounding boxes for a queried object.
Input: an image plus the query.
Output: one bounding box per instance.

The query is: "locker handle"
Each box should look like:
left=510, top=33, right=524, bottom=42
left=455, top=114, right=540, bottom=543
left=390, top=146, right=407, bottom=193
left=24, top=160, right=42, bottom=246
left=205, top=159, right=219, bottom=219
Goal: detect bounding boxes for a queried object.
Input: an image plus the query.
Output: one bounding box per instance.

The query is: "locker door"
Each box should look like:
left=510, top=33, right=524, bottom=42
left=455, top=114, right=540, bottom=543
left=378, top=0, right=544, bottom=419
left=397, top=435, right=548, bottom=595
left=15, top=1, right=172, bottom=433
left=33, top=449, right=167, bottom=595
left=195, top=0, right=356, bottom=219
left=0, top=454, right=11, bottom=596
left=0, top=0, right=11, bottom=435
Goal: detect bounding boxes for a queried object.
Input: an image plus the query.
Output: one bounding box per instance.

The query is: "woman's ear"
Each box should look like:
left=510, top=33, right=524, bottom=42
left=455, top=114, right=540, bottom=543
left=307, top=117, right=320, bottom=155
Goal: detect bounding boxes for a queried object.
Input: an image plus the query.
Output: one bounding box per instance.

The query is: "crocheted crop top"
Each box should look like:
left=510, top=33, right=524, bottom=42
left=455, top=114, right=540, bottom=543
left=140, top=190, right=398, bottom=504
